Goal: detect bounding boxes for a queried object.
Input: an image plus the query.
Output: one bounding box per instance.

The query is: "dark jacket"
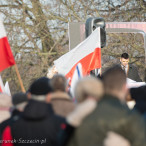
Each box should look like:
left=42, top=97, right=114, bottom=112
left=130, top=85, right=146, bottom=123
left=67, top=95, right=146, bottom=146
left=50, top=92, right=75, bottom=117
left=127, top=64, right=141, bottom=82
left=2, top=100, right=65, bottom=146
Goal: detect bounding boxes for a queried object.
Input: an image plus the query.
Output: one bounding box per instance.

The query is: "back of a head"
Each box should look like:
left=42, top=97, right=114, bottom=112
left=50, top=74, right=67, bottom=92
left=75, top=76, right=104, bottom=103
left=102, top=65, right=126, bottom=93
left=121, top=53, right=129, bottom=59
left=29, top=77, right=53, bottom=95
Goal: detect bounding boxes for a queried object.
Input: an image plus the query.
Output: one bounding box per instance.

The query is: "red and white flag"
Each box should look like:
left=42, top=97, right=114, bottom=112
left=54, top=27, right=101, bottom=81
left=0, top=20, right=15, bottom=72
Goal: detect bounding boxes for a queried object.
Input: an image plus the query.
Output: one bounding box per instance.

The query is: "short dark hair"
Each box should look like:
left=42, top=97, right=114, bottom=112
left=121, top=53, right=129, bottom=59
left=102, top=65, right=126, bottom=92
left=50, top=74, right=67, bottom=92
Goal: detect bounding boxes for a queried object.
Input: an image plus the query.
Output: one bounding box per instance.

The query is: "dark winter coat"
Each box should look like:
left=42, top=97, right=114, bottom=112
left=2, top=100, right=65, bottom=146
left=67, top=95, right=146, bottom=146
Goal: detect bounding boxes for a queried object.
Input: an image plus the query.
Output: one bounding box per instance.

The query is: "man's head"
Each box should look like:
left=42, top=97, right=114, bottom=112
left=27, top=77, right=53, bottom=102
left=50, top=74, right=67, bottom=92
left=120, top=53, right=129, bottom=67
left=75, top=76, right=104, bottom=103
left=102, top=65, right=127, bottom=101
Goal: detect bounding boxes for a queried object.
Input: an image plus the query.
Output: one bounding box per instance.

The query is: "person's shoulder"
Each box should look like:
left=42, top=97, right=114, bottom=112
left=129, top=64, right=136, bottom=68
left=129, top=64, right=138, bottom=70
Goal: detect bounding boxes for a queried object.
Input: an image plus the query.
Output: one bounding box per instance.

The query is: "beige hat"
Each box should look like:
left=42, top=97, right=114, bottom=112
left=0, top=93, right=12, bottom=123
left=75, top=76, right=104, bottom=103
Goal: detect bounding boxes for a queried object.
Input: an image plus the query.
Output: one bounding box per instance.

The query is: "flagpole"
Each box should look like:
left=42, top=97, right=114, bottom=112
left=14, top=64, right=25, bottom=92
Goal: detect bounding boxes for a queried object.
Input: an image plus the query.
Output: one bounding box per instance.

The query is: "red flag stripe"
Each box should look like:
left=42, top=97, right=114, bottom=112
left=0, top=86, right=2, bottom=92
left=66, top=47, right=101, bottom=80
left=0, top=37, right=15, bottom=72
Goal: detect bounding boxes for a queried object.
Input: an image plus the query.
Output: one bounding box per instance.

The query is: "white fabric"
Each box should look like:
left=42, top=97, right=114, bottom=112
left=4, top=81, right=11, bottom=96
left=0, top=19, right=6, bottom=39
left=67, top=98, right=97, bottom=127
left=127, top=78, right=146, bottom=88
left=54, top=27, right=100, bottom=75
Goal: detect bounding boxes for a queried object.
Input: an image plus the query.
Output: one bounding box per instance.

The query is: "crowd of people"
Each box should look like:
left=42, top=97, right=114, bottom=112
left=0, top=63, right=145, bottom=146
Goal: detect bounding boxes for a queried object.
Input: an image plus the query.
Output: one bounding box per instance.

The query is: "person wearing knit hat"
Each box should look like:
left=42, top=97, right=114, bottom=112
left=0, top=93, right=12, bottom=123
left=58, top=76, right=104, bottom=146
left=2, top=77, right=65, bottom=146
left=27, top=77, right=54, bottom=102
left=60, top=65, right=145, bottom=146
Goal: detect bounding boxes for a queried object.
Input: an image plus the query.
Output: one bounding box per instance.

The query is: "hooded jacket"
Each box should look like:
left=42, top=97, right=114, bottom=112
left=2, top=100, right=65, bottom=146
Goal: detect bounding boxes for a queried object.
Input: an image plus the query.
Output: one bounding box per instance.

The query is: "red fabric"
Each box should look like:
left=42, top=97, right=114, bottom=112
left=2, top=126, right=13, bottom=146
left=0, top=86, right=2, bottom=92
left=0, top=37, right=15, bottom=72
left=66, top=47, right=101, bottom=81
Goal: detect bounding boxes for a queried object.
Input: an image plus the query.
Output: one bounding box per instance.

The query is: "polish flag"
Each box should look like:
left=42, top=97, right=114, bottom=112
left=0, top=20, right=15, bottom=72
left=54, top=27, right=101, bottom=81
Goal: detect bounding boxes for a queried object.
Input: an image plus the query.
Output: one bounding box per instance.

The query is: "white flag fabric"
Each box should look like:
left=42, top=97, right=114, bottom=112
left=4, top=81, right=11, bottom=96
left=127, top=78, right=146, bottom=88
left=54, top=27, right=101, bottom=81
left=0, top=19, right=15, bottom=72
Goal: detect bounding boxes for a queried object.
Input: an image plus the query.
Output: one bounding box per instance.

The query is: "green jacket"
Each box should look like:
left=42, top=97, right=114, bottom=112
left=67, top=95, right=146, bottom=146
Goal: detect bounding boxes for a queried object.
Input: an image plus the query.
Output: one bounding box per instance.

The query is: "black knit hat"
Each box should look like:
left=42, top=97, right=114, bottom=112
left=12, top=92, right=28, bottom=106
left=29, top=77, right=53, bottom=95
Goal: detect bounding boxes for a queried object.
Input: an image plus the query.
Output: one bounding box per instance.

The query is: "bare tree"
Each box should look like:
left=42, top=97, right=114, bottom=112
left=0, top=0, right=145, bottom=93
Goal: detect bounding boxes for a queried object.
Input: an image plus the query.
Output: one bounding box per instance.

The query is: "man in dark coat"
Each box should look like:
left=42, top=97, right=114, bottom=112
left=1, top=77, right=65, bottom=146
left=120, top=53, right=141, bottom=82
left=66, top=65, right=145, bottom=146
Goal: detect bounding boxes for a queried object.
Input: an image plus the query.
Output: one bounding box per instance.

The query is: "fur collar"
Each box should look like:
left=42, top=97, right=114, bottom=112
left=51, top=91, right=70, bottom=100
